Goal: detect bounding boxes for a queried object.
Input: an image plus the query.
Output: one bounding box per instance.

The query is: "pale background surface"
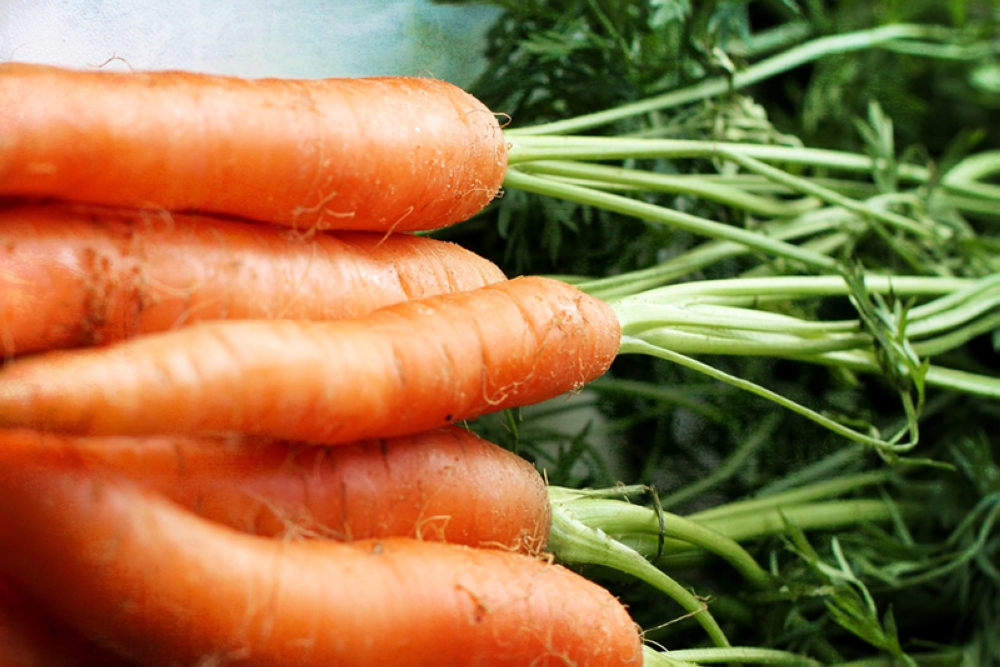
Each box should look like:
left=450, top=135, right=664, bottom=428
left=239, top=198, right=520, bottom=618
left=0, top=0, right=500, bottom=86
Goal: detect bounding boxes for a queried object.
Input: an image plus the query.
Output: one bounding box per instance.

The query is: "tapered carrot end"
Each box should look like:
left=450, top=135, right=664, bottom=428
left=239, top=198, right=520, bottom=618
left=482, top=275, right=622, bottom=411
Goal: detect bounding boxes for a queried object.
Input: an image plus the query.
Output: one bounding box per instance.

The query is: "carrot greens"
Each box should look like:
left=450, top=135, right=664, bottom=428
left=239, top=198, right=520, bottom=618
left=449, top=1, right=1000, bottom=664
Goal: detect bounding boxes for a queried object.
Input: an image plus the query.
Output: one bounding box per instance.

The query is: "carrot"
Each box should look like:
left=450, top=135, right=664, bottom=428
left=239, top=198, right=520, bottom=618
left=0, top=63, right=506, bottom=232
left=0, top=202, right=506, bottom=356
left=0, top=426, right=550, bottom=552
left=0, top=275, right=621, bottom=443
left=0, top=457, right=643, bottom=666
left=0, top=576, right=133, bottom=667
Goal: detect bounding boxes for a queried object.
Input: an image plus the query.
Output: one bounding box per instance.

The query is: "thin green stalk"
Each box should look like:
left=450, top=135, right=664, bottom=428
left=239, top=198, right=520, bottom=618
left=506, top=24, right=947, bottom=136
left=659, top=413, right=782, bottom=511
left=619, top=302, right=860, bottom=337
left=716, top=150, right=943, bottom=241
left=642, top=645, right=701, bottom=667
left=689, top=174, right=881, bottom=199
left=625, top=499, right=913, bottom=570
left=520, top=160, right=822, bottom=218
left=509, top=143, right=943, bottom=241
left=634, top=325, right=868, bottom=357
left=664, top=647, right=825, bottom=666
left=904, top=274, right=1000, bottom=335
left=619, top=336, right=912, bottom=453
left=614, top=499, right=911, bottom=570
left=798, top=350, right=1000, bottom=399
left=549, top=487, right=775, bottom=590
left=575, top=215, right=850, bottom=301
left=751, top=447, right=876, bottom=499
left=694, top=500, right=917, bottom=544
left=614, top=275, right=974, bottom=308
left=829, top=651, right=965, bottom=667
left=585, top=376, right=731, bottom=423
left=504, top=169, right=840, bottom=272
left=941, top=150, right=1000, bottom=201
left=689, top=471, right=894, bottom=523
left=742, top=232, right=852, bottom=277
left=911, top=310, right=1000, bottom=357
left=507, top=136, right=931, bottom=184
left=547, top=489, right=733, bottom=649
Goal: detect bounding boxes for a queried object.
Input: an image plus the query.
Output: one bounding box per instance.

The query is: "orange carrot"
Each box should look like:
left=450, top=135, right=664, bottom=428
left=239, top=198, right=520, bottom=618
left=0, top=426, right=550, bottom=552
left=0, top=62, right=507, bottom=231
left=0, top=457, right=643, bottom=666
left=0, top=576, right=132, bottom=667
left=0, top=203, right=505, bottom=356
left=0, top=275, right=621, bottom=443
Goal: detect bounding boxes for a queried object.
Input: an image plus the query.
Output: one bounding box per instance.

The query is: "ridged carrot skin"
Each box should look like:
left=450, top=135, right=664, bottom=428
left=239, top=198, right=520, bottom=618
left=0, top=203, right=506, bottom=356
left=0, top=63, right=507, bottom=231
left=0, top=426, right=551, bottom=552
left=0, top=458, right=643, bottom=666
left=0, top=276, right=621, bottom=443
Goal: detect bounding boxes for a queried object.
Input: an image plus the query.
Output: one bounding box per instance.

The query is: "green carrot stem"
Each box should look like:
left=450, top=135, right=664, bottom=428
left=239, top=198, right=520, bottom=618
left=662, top=647, right=825, bottom=666
left=618, top=337, right=911, bottom=452
left=547, top=489, right=732, bottom=649
left=506, top=136, right=931, bottom=184
left=658, top=413, right=782, bottom=511
left=689, top=471, right=894, bottom=522
left=519, top=160, right=822, bottom=218
left=694, top=500, right=919, bottom=544
left=506, top=24, right=959, bottom=136
left=504, top=169, right=839, bottom=272
left=574, top=215, right=849, bottom=301
left=549, top=487, right=774, bottom=590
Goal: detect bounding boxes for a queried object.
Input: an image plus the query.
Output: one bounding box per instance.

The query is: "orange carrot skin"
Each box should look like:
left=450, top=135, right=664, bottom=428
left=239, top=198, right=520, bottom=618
left=0, top=203, right=505, bottom=356
left=0, top=276, right=621, bottom=443
left=0, top=426, right=550, bottom=552
left=0, top=63, right=506, bottom=232
left=0, top=576, right=132, bottom=667
left=0, top=459, right=643, bottom=666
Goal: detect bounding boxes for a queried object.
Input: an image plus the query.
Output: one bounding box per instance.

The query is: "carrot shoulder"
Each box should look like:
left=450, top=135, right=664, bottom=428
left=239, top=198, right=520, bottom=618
left=0, top=63, right=507, bottom=231
left=0, top=426, right=550, bottom=553
left=0, top=203, right=505, bottom=356
left=0, top=276, right=621, bottom=443
left=0, top=457, right=643, bottom=666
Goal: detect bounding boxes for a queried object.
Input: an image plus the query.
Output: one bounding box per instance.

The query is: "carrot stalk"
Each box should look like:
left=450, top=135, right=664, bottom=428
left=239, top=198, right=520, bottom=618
left=0, top=276, right=621, bottom=443
left=0, top=457, right=643, bottom=666
left=0, top=203, right=506, bottom=356
left=0, top=426, right=550, bottom=553
left=0, top=63, right=507, bottom=232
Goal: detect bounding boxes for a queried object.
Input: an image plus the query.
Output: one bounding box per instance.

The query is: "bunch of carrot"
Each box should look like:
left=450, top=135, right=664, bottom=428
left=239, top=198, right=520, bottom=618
left=0, top=63, right=640, bottom=665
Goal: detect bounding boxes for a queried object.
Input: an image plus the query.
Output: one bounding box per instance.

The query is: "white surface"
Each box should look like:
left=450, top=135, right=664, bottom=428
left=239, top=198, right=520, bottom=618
left=0, top=0, right=500, bottom=85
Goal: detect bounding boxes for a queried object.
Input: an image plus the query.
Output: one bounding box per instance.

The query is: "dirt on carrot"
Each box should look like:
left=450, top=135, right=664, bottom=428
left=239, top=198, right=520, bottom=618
left=0, top=63, right=507, bottom=232
left=0, top=426, right=550, bottom=553
left=0, top=202, right=506, bottom=357
left=0, top=276, right=621, bottom=443
left=0, top=456, right=643, bottom=666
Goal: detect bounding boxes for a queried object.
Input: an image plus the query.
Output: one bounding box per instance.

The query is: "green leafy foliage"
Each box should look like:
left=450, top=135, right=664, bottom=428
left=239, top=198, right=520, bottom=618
left=440, top=0, right=1000, bottom=664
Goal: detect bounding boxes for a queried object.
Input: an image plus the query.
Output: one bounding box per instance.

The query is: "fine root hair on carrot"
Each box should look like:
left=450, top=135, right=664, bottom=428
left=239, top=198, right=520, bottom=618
left=412, top=514, right=454, bottom=543
left=0, top=202, right=506, bottom=356
left=0, top=63, right=508, bottom=231
left=0, top=457, right=644, bottom=666
left=0, top=426, right=552, bottom=552
left=90, top=54, right=134, bottom=71
left=0, top=276, right=621, bottom=444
